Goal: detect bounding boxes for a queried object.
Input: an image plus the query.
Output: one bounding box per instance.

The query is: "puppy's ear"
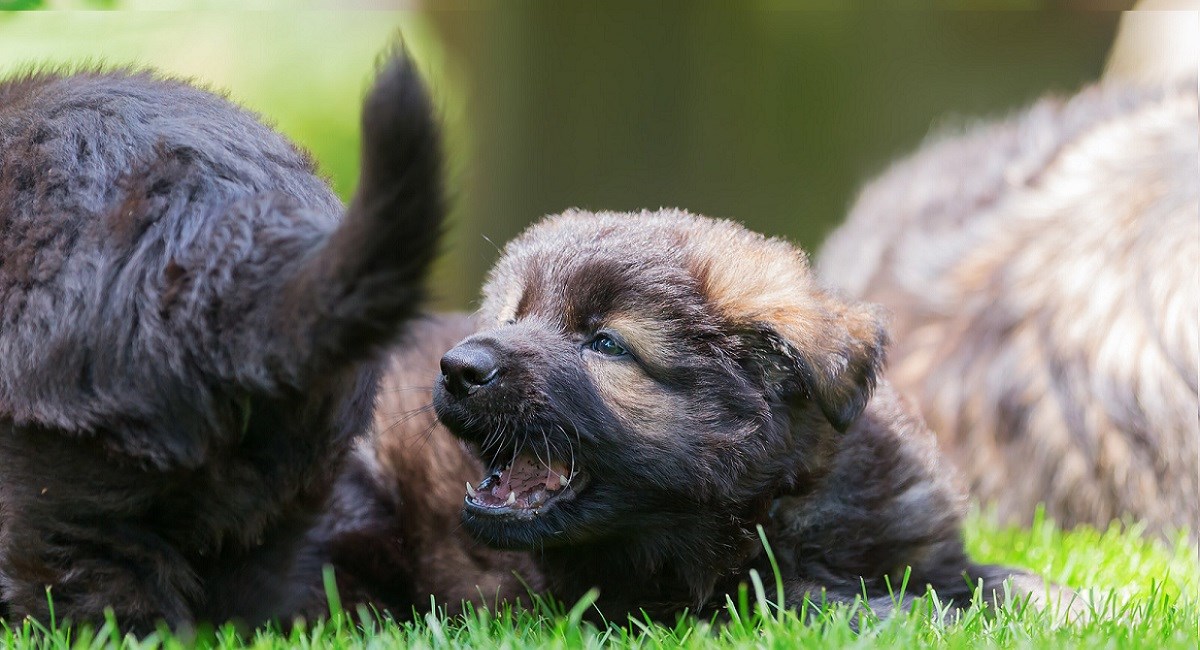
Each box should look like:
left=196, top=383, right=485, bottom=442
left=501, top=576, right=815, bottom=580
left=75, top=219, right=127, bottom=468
left=787, top=299, right=888, bottom=432
left=693, top=230, right=887, bottom=432
left=740, top=297, right=886, bottom=432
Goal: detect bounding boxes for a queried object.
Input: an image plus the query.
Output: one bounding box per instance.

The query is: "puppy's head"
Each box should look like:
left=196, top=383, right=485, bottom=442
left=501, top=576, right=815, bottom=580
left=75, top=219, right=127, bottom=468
left=434, top=210, right=886, bottom=551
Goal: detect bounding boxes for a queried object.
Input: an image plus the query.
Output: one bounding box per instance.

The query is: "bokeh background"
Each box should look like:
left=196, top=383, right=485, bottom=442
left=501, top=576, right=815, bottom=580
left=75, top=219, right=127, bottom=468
left=0, top=3, right=1131, bottom=310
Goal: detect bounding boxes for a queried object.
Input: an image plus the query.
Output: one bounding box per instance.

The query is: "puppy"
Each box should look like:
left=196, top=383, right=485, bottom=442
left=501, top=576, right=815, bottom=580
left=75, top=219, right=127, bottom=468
left=0, top=52, right=442, bottom=627
left=416, top=209, right=1064, bottom=621
left=817, top=77, right=1198, bottom=537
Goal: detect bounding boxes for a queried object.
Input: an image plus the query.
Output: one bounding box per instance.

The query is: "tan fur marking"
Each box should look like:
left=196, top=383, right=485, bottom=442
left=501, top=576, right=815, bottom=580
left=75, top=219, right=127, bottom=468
left=602, top=313, right=677, bottom=367
left=587, top=357, right=677, bottom=438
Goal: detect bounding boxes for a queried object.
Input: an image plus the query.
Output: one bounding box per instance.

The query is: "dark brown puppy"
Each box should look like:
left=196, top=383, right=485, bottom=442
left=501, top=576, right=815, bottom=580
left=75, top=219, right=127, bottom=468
left=0, top=52, right=442, bottom=627
left=424, top=210, right=1067, bottom=621
left=817, top=77, right=1198, bottom=538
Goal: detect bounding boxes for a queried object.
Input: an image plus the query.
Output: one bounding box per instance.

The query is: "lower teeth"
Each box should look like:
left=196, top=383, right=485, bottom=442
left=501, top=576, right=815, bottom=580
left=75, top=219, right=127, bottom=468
left=465, top=461, right=582, bottom=508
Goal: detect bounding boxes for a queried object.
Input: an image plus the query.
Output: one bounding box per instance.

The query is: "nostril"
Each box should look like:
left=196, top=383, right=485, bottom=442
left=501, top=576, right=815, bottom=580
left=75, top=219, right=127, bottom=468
left=469, top=366, right=499, bottom=386
left=439, top=343, right=501, bottom=399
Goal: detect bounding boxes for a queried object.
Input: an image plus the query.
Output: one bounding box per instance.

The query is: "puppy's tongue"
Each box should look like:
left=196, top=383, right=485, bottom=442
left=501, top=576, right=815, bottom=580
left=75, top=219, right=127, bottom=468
left=494, top=454, right=565, bottom=500
left=469, top=453, right=569, bottom=509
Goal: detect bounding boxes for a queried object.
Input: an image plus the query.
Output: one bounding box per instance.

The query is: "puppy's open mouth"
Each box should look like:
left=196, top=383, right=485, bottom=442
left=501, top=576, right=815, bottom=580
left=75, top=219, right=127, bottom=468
left=465, top=453, right=589, bottom=519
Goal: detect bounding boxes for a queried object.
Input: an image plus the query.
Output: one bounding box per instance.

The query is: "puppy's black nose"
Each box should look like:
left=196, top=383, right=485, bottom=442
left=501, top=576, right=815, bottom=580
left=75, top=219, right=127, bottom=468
left=440, top=342, right=501, bottom=399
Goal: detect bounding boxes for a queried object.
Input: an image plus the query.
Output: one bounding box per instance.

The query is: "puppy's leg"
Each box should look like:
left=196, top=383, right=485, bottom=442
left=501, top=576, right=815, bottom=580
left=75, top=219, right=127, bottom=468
left=0, top=427, right=199, bottom=629
left=878, top=561, right=1084, bottom=623
left=782, top=562, right=1080, bottom=627
left=193, top=512, right=328, bottom=626
left=1, top=521, right=197, bottom=630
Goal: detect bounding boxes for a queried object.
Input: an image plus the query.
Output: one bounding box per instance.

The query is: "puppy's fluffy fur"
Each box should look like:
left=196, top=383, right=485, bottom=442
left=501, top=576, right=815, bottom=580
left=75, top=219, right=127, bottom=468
left=0, top=54, right=442, bottom=626
left=818, top=77, right=1198, bottom=537
left=331, top=210, right=1067, bottom=621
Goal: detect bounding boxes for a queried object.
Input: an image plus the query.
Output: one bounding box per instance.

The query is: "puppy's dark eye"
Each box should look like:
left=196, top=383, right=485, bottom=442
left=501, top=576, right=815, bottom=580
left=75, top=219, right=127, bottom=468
left=589, top=333, right=628, bottom=357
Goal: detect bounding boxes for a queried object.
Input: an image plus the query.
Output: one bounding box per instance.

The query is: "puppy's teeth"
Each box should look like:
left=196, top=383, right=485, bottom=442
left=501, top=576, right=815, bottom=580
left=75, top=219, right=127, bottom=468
left=466, top=482, right=477, bottom=498
left=506, top=492, right=516, bottom=506
left=558, top=473, right=569, bottom=486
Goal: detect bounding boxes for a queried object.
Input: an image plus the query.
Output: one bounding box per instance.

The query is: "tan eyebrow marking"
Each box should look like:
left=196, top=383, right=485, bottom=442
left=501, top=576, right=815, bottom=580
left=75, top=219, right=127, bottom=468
left=602, top=313, right=677, bottom=367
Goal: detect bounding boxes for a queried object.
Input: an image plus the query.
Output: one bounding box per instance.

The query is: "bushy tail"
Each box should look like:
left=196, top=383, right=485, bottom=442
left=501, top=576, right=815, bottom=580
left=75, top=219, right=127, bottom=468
left=271, top=49, right=445, bottom=381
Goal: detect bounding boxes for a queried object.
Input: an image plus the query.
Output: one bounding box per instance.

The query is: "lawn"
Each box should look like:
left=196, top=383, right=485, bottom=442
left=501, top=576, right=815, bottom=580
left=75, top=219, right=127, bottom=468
left=1, top=511, right=1195, bottom=649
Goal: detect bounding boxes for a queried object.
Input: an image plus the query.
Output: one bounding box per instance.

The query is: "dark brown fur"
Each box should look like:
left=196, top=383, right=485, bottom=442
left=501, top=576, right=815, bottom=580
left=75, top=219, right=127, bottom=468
left=0, top=52, right=443, bottom=628
left=818, top=77, right=1199, bottom=538
left=332, top=210, right=1076, bottom=622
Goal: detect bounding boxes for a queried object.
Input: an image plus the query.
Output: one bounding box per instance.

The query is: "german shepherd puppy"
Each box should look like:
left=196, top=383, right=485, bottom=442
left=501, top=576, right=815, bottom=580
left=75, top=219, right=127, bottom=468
left=817, top=77, right=1198, bottom=538
left=329, top=209, right=1068, bottom=621
left=0, top=52, right=442, bottom=627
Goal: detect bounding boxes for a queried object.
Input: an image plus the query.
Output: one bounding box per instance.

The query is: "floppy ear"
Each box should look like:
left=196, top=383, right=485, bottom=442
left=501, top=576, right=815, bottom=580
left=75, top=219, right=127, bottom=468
left=689, top=225, right=888, bottom=432
left=785, top=299, right=888, bottom=432
left=740, top=297, right=887, bottom=432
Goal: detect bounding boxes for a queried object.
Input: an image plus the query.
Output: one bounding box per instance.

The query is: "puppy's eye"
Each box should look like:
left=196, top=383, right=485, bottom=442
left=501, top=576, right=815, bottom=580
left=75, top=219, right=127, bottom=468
left=589, top=333, right=628, bottom=357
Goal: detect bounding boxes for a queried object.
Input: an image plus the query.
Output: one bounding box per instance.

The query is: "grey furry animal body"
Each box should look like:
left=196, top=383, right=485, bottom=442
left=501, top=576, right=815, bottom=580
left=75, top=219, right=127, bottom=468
left=329, top=210, right=1072, bottom=622
left=817, top=77, right=1199, bottom=537
left=0, top=52, right=443, bottom=627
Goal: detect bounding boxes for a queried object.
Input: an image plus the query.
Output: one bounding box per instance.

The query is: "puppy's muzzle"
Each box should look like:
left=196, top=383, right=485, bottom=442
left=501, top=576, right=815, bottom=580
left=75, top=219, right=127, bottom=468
left=440, top=340, right=501, bottom=398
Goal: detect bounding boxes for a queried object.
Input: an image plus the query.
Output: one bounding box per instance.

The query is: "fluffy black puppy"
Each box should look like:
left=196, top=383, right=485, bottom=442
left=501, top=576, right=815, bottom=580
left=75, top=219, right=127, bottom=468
left=0, top=52, right=442, bottom=627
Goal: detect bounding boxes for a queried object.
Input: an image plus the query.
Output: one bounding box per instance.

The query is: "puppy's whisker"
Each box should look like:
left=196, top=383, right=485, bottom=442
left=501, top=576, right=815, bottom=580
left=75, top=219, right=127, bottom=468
left=481, top=234, right=503, bottom=256
left=380, top=404, right=435, bottom=434
left=378, top=385, right=436, bottom=394
left=409, top=420, right=440, bottom=453
left=397, top=421, right=432, bottom=452
left=481, top=416, right=507, bottom=463
left=484, top=418, right=511, bottom=470
left=559, top=424, right=578, bottom=485
left=555, top=423, right=580, bottom=485
left=379, top=403, right=435, bottom=421
left=530, top=429, right=550, bottom=473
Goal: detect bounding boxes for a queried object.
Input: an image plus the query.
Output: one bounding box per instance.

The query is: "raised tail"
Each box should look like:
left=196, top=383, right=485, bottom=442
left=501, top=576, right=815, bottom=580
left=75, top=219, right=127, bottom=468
left=270, top=48, right=446, bottom=382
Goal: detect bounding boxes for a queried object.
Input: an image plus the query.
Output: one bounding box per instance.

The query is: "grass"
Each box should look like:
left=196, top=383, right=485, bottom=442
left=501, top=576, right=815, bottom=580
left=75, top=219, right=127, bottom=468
left=1, top=511, right=1195, bottom=649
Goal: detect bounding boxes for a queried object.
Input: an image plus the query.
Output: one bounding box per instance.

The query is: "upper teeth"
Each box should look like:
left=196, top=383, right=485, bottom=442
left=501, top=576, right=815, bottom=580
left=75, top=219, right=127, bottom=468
left=466, top=482, right=477, bottom=498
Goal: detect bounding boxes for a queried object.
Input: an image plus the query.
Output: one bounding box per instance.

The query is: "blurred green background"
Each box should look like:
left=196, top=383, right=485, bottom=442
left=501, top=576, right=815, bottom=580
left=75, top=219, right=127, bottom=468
left=0, top=3, right=1127, bottom=310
